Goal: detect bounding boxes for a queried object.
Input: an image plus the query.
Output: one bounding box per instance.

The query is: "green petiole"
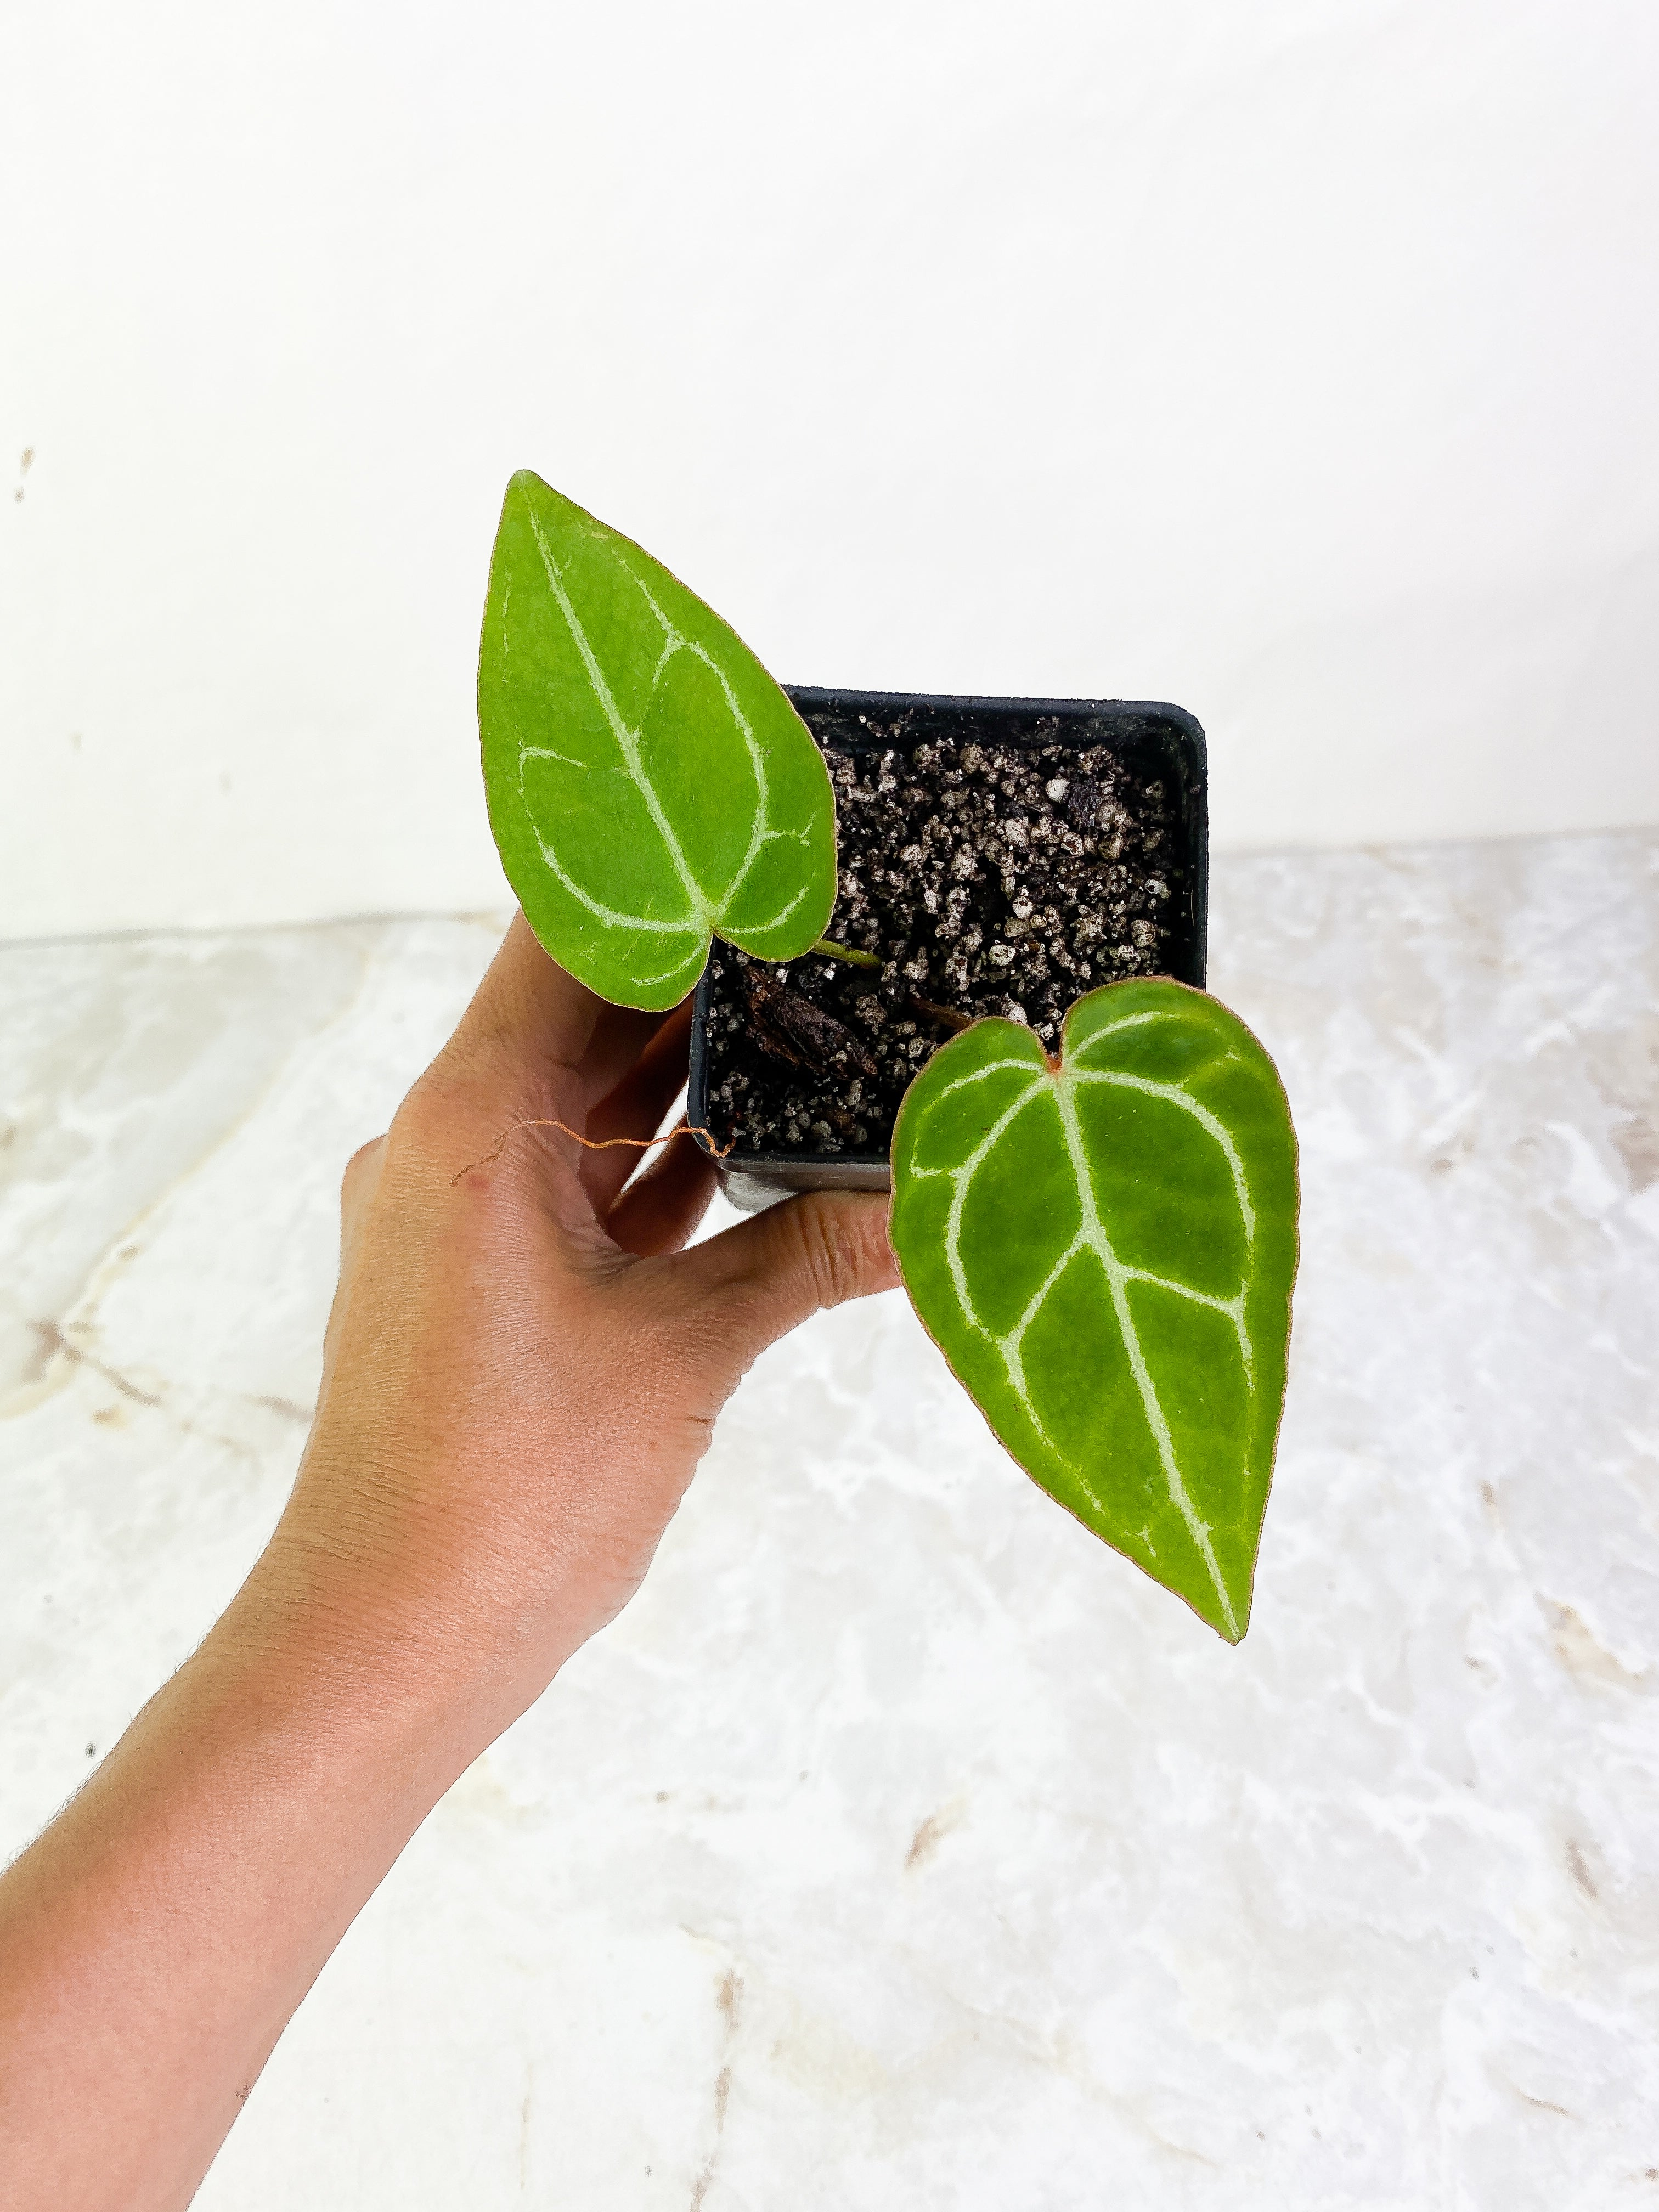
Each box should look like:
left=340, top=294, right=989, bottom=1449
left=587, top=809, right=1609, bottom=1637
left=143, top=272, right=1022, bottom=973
left=806, top=937, right=881, bottom=970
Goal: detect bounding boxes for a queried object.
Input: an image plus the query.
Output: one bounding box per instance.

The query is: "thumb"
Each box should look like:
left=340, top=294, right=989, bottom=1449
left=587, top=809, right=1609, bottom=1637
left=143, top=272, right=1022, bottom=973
left=665, top=1190, right=900, bottom=1378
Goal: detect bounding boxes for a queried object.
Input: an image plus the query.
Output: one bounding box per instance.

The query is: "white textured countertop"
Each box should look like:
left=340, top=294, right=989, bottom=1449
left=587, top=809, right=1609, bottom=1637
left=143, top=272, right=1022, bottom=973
left=3, top=834, right=1657, bottom=2208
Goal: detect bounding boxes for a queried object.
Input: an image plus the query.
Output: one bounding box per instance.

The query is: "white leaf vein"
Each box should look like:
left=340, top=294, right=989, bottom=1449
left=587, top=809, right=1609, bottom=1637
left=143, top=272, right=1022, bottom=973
left=518, top=744, right=623, bottom=775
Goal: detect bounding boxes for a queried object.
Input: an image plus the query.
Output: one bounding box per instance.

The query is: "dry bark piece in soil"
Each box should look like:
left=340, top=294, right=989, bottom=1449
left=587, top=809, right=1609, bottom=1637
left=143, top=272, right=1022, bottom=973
left=738, top=967, right=880, bottom=1080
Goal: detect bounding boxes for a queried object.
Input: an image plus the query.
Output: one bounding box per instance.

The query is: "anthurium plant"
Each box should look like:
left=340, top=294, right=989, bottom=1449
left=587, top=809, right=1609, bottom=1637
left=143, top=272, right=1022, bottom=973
left=478, top=470, right=1299, bottom=1641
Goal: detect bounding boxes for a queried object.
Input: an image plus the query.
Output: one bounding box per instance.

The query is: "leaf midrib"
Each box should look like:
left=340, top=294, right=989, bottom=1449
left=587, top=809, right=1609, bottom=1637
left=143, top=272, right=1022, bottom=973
left=523, top=505, right=711, bottom=929
left=1051, top=1069, right=1240, bottom=1637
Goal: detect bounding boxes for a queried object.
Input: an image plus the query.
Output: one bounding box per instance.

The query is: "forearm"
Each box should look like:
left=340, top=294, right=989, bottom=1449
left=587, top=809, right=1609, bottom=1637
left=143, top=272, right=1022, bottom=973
left=0, top=1547, right=489, bottom=2212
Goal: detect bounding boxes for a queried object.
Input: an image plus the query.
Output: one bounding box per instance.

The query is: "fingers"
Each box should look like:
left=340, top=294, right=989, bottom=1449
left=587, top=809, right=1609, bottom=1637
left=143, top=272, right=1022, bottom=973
left=573, top=1000, right=676, bottom=1118
left=603, top=1131, right=718, bottom=1257
left=664, top=1190, right=898, bottom=1380
left=581, top=1002, right=695, bottom=1211
left=443, top=912, right=667, bottom=1116
left=448, top=912, right=604, bottom=1083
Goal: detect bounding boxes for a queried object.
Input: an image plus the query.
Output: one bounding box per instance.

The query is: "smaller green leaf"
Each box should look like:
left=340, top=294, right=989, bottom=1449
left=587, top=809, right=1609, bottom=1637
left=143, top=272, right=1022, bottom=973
left=889, top=979, right=1299, bottom=1641
left=478, top=471, right=837, bottom=1010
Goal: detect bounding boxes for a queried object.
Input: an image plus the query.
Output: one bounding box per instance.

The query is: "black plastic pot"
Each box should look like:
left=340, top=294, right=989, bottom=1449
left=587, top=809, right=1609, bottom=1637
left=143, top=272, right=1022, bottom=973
left=689, top=687, right=1209, bottom=1213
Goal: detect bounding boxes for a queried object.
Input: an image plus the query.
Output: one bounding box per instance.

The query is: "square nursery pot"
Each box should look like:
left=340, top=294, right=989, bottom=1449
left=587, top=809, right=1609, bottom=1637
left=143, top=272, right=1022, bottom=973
left=689, top=688, right=1208, bottom=1212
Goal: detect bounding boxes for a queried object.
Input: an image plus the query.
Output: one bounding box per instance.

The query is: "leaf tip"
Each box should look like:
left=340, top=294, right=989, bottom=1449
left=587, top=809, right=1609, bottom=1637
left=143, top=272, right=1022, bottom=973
left=1207, top=1575, right=1254, bottom=1646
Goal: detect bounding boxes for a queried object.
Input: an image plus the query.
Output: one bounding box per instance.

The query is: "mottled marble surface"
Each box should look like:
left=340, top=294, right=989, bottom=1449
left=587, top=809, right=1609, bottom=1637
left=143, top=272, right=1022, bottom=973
left=3, top=836, right=1657, bottom=2208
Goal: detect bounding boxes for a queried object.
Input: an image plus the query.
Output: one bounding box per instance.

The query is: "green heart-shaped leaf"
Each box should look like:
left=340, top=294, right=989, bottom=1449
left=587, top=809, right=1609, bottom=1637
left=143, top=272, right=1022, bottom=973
left=889, top=978, right=1298, bottom=1641
left=478, top=471, right=837, bottom=1010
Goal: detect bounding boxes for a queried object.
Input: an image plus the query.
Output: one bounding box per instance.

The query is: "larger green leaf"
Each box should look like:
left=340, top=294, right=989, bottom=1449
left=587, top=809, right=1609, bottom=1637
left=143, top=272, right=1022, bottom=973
left=478, top=471, right=837, bottom=1010
left=889, top=979, right=1297, bottom=1641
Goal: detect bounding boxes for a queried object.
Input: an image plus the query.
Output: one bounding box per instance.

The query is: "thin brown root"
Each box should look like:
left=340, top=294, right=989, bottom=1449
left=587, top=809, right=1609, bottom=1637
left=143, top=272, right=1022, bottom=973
left=451, top=1116, right=732, bottom=1187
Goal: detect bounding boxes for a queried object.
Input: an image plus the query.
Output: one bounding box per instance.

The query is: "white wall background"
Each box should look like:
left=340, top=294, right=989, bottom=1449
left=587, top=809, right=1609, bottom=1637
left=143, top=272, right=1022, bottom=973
left=3, top=1, right=1656, bottom=939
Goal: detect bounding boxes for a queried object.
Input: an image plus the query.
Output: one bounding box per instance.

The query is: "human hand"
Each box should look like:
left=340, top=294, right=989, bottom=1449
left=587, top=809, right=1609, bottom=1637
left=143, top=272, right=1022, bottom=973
left=252, top=911, right=899, bottom=1763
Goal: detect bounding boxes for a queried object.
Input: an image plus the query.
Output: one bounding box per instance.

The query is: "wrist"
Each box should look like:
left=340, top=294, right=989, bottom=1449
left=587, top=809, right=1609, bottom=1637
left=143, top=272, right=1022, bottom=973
left=214, top=1509, right=565, bottom=1790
